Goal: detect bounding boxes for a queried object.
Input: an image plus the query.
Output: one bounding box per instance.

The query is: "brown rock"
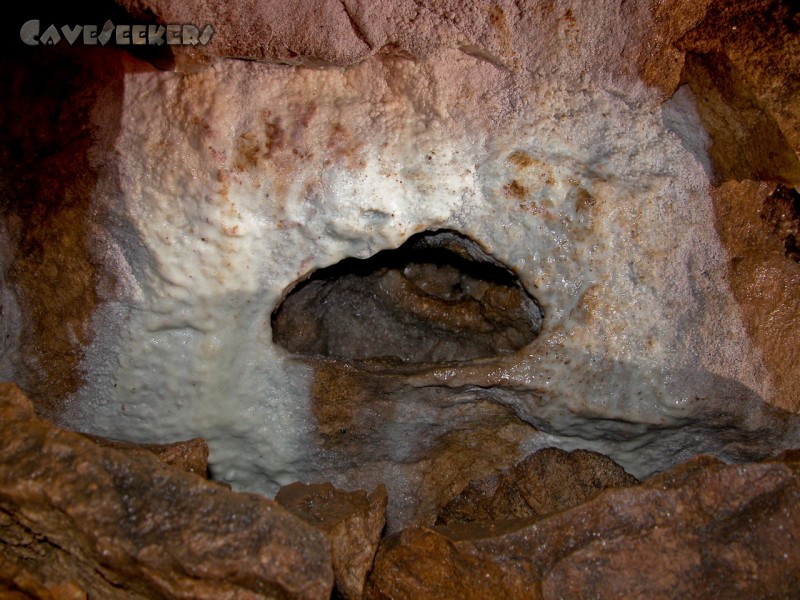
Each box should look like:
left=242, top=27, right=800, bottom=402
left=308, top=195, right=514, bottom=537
left=79, top=433, right=210, bottom=477
left=633, top=0, right=712, bottom=96
left=272, top=230, right=542, bottom=364
left=276, top=482, right=388, bottom=599
left=711, top=181, right=800, bottom=413
left=365, top=525, right=539, bottom=600
left=0, top=383, right=333, bottom=599
left=367, top=454, right=800, bottom=599
left=678, top=0, right=800, bottom=184
left=436, top=447, right=638, bottom=525
left=0, top=47, right=127, bottom=417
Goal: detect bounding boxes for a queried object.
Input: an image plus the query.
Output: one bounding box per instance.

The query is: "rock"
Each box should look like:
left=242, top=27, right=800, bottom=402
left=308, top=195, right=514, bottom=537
left=436, top=447, right=638, bottom=525
left=79, top=433, right=210, bottom=477
left=276, top=481, right=388, bottom=599
left=0, top=383, right=333, bottom=599
left=710, top=180, right=800, bottom=413
left=116, top=0, right=686, bottom=88
left=0, top=47, right=127, bottom=416
left=4, top=0, right=800, bottom=528
left=678, top=0, right=800, bottom=184
left=364, top=525, right=537, bottom=600
left=307, top=359, right=544, bottom=530
left=366, top=454, right=800, bottom=599
left=272, top=230, right=543, bottom=363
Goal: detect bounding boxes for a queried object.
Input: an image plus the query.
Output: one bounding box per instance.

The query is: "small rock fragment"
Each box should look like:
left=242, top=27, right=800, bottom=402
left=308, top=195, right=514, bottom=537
left=276, top=481, right=388, bottom=599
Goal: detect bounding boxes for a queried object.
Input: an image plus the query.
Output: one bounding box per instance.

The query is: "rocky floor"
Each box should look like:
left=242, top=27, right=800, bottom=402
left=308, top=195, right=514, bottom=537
left=2, top=383, right=799, bottom=599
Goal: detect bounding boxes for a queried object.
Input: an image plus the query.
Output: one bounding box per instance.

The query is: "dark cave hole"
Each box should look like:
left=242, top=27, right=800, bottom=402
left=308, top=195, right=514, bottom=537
left=761, top=184, right=800, bottom=262
left=271, top=229, right=544, bottom=363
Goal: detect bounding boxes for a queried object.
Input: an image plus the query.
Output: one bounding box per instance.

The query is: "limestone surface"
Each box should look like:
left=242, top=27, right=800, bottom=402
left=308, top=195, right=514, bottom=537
left=1, top=0, right=799, bottom=535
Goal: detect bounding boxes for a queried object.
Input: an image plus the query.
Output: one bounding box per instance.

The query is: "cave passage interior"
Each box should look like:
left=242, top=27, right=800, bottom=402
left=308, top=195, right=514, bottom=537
left=272, top=230, right=544, bottom=364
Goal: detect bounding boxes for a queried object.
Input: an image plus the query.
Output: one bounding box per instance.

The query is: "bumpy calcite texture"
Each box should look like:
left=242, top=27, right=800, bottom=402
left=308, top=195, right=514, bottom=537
left=61, top=52, right=797, bottom=490
left=1, top=0, right=799, bottom=524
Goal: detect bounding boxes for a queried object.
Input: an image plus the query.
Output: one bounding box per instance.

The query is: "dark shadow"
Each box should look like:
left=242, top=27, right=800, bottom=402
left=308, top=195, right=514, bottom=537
left=271, top=230, right=544, bottom=363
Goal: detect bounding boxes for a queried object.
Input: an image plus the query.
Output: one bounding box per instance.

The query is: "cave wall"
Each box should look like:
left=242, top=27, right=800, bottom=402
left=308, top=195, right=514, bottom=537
left=1, top=0, right=798, bottom=524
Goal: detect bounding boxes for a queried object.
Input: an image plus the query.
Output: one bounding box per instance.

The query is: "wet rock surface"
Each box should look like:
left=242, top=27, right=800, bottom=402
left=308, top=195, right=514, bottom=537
left=272, top=230, right=543, bottom=363
left=436, top=447, right=638, bottom=525
left=276, top=482, right=388, bottom=599
left=0, top=383, right=333, bottom=599
left=367, top=455, right=800, bottom=599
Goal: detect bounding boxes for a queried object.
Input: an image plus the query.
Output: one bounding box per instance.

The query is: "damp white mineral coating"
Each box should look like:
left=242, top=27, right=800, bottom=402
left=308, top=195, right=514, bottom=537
left=63, top=53, right=788, bottom=493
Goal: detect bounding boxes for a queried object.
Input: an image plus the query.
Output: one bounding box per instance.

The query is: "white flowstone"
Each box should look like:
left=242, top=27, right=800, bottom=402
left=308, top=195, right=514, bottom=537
left=61, top=51, right=790, bottom=495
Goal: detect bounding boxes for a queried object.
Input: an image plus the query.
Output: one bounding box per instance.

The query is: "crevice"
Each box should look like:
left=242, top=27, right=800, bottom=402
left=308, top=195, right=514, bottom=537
left=338, top=0, right=373, bottom=52
left=272, top=229, right=543, bottom=364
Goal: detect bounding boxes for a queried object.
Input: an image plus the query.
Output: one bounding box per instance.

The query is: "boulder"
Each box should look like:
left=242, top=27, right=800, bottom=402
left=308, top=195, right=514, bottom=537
left=436, top=447, right=638, bottom=525
left=0, top=383, right=333, bottom=599
left=367, top=454, right=800, bottom=599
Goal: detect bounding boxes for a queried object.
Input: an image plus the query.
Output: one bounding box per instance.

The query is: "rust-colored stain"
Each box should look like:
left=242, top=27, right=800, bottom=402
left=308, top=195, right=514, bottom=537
left=233, top=112, right=284, bottom=171
left=503, top=180, right=528, bottom=199
left=507, top=150, right=536, bottom=169
left=489, top=2, right=508, bottom=33
left=488, top=2, right=513, bottom=56
left=325, top=122, right=366, bottom=170
left=575, top=188, right=597, bottom=212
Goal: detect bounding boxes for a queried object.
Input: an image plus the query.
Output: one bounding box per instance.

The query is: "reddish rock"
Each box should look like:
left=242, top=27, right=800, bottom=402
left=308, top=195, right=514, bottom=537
left=367, top=455, right=800, bottom=599
left=436, top=447, right=638, bottom=525
left=116, top=0, right=705, bottom=96
left=276, top=481, right=388, bottom=599
left=678, top=0, right=800, bottom=179
left=0, top=383, right=333, bottom=599
left=365, top=525, right=539, bottom=600
left=710, top=181, right=800, bottom=413
left=79, top=433, right=210, bottom=477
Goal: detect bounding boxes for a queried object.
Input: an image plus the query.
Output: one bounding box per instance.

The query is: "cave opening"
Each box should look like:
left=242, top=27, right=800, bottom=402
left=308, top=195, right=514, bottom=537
left=271, top=229, right=544, bottom=364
